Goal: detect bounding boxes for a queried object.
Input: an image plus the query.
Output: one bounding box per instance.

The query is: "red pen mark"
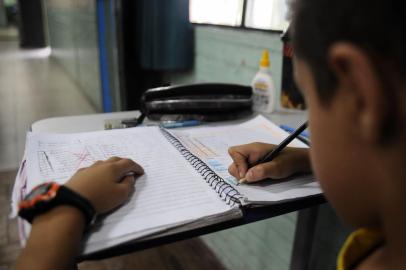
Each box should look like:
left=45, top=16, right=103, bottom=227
left=72, top=148, right=93, bottom=170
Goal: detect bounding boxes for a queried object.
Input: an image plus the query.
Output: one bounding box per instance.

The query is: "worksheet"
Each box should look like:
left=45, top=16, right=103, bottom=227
left=170, top=115, right=320, bottom=204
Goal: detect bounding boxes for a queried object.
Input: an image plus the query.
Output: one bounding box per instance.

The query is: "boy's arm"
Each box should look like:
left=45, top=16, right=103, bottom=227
left=15, top=157, right=144, bottom=270
left=228, top=142, right=312, bottom=183
left=15, top=206, right=86, bottom=270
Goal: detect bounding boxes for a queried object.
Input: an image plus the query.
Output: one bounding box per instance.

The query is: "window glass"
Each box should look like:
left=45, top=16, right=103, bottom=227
left=245, top=0, right=289, bottom=31
left=189, top=0, right=244, bottom=26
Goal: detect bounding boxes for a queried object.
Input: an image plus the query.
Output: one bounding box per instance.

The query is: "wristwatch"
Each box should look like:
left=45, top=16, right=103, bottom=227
left=18, top=182, right=96, bottom=228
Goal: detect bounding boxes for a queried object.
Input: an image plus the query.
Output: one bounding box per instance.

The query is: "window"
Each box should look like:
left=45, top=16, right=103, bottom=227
left=245, top=0, right=289, bottom=30
left=189, top=0, right=244, bottom=27
left=189, top=0, right=289, bottom=31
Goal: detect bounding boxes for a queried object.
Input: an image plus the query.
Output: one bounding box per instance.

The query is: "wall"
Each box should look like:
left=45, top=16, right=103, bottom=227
left=0, top=0, right=6, bottom=26
left=204, top=213, right=297, bottom=270
left=166, top=26, right=284, bottom=106
left=44, top=0, right=102, bottom=111
left=4, top=0, right=16, bottom=5
left=166, top=26, right=295, bottom=270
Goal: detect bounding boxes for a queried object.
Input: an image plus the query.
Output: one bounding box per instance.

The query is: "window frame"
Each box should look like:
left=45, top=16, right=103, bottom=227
left=190, top=0, right=286, bottom=34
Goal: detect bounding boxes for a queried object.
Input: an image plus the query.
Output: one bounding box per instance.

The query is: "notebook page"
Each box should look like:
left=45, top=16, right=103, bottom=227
left=169, top=115, right=321, bottom=204
left=24, top=127, right=239, bottom=254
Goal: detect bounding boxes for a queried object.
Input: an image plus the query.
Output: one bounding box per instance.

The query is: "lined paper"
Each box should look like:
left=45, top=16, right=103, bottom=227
left=24, top=127, right=239, bottom=254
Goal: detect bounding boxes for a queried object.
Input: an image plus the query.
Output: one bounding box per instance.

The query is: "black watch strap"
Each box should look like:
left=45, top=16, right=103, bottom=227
left=56, top=186, right=96, bottom=227
left=19, top=184, right=96, bottom=228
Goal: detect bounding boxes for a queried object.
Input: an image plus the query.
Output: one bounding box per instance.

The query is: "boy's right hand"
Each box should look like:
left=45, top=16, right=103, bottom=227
left=228, top=143, right=311, bottom=183
left=65, top=157, right=144, bottom=214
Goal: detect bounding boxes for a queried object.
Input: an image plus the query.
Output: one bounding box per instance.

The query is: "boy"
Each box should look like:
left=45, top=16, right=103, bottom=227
left=15, top=0, right=406, bottom=269
left=229, top=0, right=406, bottom=269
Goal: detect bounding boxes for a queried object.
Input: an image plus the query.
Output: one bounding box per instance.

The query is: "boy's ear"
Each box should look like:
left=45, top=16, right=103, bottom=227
left=327, top=43, right=391, bottom=144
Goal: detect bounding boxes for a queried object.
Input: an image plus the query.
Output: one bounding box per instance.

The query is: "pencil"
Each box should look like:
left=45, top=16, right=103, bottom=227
left=238, top=121, right=308, bottom=185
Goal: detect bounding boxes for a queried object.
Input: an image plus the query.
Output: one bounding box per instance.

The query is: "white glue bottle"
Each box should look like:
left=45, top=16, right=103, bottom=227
left=251, top=50, right=276, bottom=113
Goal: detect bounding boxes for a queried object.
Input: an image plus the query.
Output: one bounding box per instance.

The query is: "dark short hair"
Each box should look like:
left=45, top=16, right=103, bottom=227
left=290, top=0, right=406, bottom=103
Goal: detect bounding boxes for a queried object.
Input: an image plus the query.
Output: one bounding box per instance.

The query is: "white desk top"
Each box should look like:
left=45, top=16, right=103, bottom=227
left=31, top=111, right=140, bottom=133
left=31, top=110, right=307, bottom=133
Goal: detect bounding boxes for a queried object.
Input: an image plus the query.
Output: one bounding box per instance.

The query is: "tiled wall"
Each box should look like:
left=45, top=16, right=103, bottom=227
left=166, top=26, right=284, bottom=107
left=44, top=0, right=102, bottom=111
left=202, top=213, right=298, bottom=270
left=166, top=26, right=295, bottom=270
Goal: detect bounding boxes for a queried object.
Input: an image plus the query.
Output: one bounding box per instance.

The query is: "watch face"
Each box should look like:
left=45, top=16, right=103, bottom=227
left=19, top=182, right=62, bottom=223
left=25, top=183, right=53, bottom=200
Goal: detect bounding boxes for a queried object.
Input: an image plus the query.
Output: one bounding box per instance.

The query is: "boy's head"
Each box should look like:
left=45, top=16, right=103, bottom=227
left=290, top=0, right=406, bottom=228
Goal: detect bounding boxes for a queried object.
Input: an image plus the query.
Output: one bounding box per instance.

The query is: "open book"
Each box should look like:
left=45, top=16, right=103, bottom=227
left=11, top=115, right=321, bottom=255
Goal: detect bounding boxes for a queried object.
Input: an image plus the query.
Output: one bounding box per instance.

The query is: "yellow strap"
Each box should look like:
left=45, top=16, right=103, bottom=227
left=337, top=228, right=383, bottom=270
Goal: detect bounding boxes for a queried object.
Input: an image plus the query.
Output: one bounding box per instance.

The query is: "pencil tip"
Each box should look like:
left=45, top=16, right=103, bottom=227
left=238, top=177, right=247, bottom=185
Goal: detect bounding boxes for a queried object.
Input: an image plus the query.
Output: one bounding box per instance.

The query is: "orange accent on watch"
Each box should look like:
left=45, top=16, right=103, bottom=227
left=18, top=182, right=96, bottom=227
left=18, top=182, right=60, bottom=209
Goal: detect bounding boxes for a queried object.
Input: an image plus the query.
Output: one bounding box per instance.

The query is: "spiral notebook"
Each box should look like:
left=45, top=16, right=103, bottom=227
left=12, top=115, right=321, bottom=255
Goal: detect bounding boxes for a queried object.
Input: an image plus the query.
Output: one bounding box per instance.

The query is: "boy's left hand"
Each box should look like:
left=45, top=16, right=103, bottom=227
left=65, top=157, right=144, bottom=214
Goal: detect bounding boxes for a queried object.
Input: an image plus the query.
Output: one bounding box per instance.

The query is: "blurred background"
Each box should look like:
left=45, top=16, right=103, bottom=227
left=0, top=1, right=348, bottom=269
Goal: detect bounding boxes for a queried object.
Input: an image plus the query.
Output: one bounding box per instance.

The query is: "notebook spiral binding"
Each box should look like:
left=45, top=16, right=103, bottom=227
left=160, top=128, right=244, bottom=207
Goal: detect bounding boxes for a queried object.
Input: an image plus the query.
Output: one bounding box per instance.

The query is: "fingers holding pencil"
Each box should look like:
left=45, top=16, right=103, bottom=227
left=228, top=143, right=312, bottom=185
left=228, top=142, right=274, bottom=179
left=239, top=162, right=285, bottom=184
left=228, top=142, right=278, bottom=183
